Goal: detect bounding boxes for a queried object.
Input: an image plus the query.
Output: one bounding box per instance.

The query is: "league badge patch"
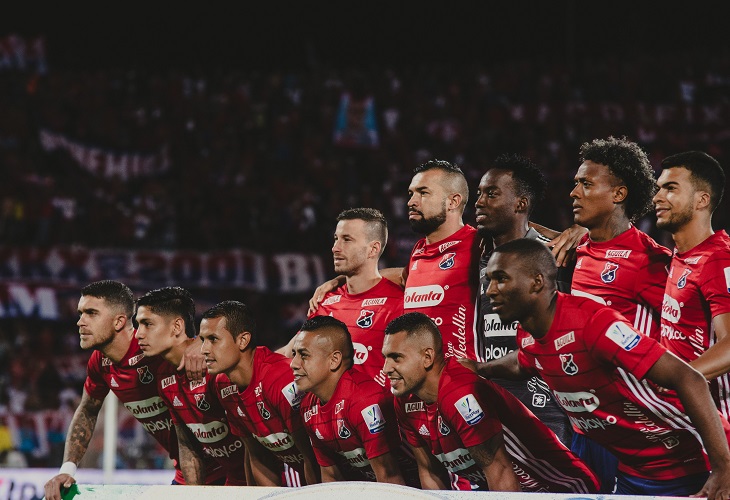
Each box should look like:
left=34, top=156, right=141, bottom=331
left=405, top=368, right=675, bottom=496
left=137, top=366, right=154, bottom=384
left=454, top=394, right=485, bottom=425
left=361, top=404, right=386, bottom=434
left=559, top=353, right=579, bottom=376
left=600, top=262, right=619, bottom=284
left=605, top=322, right=641, bottom=351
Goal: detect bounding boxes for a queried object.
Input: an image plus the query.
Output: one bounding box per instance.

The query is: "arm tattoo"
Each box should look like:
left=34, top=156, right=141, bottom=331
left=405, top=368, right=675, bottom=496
left=175, top=423, right=206, bottom=484
left=63, top=392, right=104, bottom=464
left=468, top=433, right=502, bottom=468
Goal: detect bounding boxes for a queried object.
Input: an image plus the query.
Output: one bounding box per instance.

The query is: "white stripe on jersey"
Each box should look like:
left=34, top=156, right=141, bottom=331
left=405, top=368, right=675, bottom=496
left=502, top=426, right=591, bottom=493
left=617, top=368, right=703, bottom=447
left=710, top=323, right=730, bottom=419
left=633, top=303, right=652, bottom=336
left=284, top=464, right=301, bottom=487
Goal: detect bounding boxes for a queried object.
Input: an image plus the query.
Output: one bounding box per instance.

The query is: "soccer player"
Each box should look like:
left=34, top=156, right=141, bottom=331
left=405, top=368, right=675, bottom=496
left=473, top=153, right=572, bottom=445
left=654, top=151, right=730, bottom=418
left=291, top=316, right=418, bottom=485
left=199, top=300, right=319, bottom=486
left=280, top=208, right=403, bottom=387
left=472, top=238, right=730, bottom=498
left=570, top=137, right=670, bottom=341
left=44, top=281, right=187, bottom=500
left=134, top=287, right=245, bottom=485
left=383, top=312, right=599, bottom=493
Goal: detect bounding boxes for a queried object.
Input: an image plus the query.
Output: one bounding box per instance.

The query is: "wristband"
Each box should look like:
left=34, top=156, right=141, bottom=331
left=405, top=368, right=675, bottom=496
left=59, top=462, right=77, bottom=477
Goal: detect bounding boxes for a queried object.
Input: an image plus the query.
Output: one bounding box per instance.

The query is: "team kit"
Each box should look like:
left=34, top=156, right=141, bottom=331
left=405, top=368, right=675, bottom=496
left=44, top=138, right=730, bottom=499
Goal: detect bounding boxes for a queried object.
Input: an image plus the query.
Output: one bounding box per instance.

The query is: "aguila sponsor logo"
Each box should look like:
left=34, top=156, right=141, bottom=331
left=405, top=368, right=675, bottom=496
left=405, top=402, right=424, bottom=413
left=404, top=285, right=444, bottom=309
left=161, top=375, right=176, bottom=389
left=124, top=396, right=168, bottom=418
left=361, top=298, right=387, bottom=307
left=187, top=421, right=229, bottom=443
left=220, top=385, right=238, bottom=398
left=604, top=250, right=631, bottom=259
left=661, top=294, right=681, bottom=323
left=438, top=240, right=460, bottom=253
left=322, top=295, right=342, bottom=306
left=128, top=354, right=144, bottom=366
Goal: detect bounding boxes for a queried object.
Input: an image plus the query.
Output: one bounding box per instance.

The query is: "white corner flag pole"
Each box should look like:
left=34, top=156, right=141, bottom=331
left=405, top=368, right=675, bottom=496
left=103, top=392, right=119, bottom=484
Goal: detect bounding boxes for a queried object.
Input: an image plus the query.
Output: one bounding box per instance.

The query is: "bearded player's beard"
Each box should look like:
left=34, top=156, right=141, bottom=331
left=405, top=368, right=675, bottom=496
left=409, top=206, right=447, bottom=236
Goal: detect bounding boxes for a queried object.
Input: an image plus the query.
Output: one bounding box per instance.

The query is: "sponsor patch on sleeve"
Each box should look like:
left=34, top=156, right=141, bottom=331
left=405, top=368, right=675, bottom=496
left=454, top=394, right=485, bottom=425
left=605, top=322, right=641, bottom=351
left=361, top=404, right=386, bottom=434
left=281, top=382, right=303, bottom=409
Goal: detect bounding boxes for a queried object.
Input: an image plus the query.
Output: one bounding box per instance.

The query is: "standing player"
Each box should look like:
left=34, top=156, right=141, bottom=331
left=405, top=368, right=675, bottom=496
left=134, top=287, right=245, bottom=485
left=280, top=208, right=403, bottom=387
left=569, top=137, right=670, bottom=340
left=291, top=316, right=417, bottom=485
left=383, top=312, right=599, bottom=493
left=473, top=154, right=572, bottom=445
left=44, top=281, right=186, bottom=500
left=473, top=238, right=730, bottom=498
left=199, top=300, right=319, bottom=486
left=654, top=151, right=730, bottom=417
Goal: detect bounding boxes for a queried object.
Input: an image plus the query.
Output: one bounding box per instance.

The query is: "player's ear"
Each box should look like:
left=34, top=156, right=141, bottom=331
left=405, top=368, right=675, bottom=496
left=515, top=195, right=529, bottom=214
left=368, top=240, right=381, bottom=259
left=612, top=184, right=628, bottom=204
left=237, top=331, right=252, bottom=351
left=330, top=350, right=343, bottom=371
left=114, top=314, right=127, bottom=333
left=172, top=317, right=185, bottom=337
left=422, top=347, right=435, bottom=370
left=695, top=190, right=711, bottom=211
left=448, top=192, right=462, bottom=212
left=531, top=273, right=545, bottom=294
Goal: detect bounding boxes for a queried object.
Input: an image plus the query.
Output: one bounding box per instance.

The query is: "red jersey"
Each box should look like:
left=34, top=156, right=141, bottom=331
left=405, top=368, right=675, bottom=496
left=517, top=293, right=710, bottom=480
left=313, top=278, right=404, bottom=387
left=84, top=337, right=184, bottom=483
left=405, top=224, right=479, bottom=360
left=300, top=369, right=417, bottom=484
left=395, top=359, right=599, bottom=493
left=215, top=347, right=307, bottom=479
left=156, top=364, right=245, bottom=485
left=572, top=226, right=671, bottom=341
left=660, top=230, right=730, bottom=417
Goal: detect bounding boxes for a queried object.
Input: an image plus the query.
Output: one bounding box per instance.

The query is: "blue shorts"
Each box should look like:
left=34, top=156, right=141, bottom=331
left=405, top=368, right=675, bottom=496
left=571, top=432, right=619, bottom=493
left=616, top=471, right=709, bottom=496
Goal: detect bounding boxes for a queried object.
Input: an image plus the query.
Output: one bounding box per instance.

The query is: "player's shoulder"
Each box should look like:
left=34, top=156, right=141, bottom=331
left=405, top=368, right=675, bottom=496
left=437, top=360, right=481, bottom=403
left=630, top=228, right=672, bottom=258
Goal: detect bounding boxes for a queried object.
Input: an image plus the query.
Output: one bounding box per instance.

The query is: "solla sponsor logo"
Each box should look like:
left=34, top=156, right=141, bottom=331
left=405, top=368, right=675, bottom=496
left=124, top=396, right=168, bottom=418
left=187, top=421, right=229, bottom=443
left=404, top=285, right=444, bottom=309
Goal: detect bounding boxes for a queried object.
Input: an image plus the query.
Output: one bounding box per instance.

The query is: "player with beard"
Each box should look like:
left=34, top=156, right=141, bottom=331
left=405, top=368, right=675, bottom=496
left=44, top=281, right=205, bottom=500
left=135, top=287, right=245, bottom=485
left=472, top=154, right=572, bottom=446
left=200, top=301, right=320, bottom=487
left=654, top=151, right=730, bottom=418
left=471, top=238, right=730, bottom=498
left=279, top=208, right=403, bottom=387
left=291, top=316, right=419, bottom=486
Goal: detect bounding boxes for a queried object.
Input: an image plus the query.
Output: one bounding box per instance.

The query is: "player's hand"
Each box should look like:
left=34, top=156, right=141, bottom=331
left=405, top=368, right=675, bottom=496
left=692, top=468, right=730, bottom=500
left=457, top=358, right=478, bottom=373
left=548, top=224, right=587, bottom=267
left=308, top=277, right=344, bottom=315
left=44, top=474, right=76, bottom=500
left=179, top=341, right=206, bottom=382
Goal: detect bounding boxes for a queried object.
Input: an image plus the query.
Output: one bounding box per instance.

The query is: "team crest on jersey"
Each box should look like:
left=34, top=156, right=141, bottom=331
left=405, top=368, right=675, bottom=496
left=600, top=262, right=619, bottom=283
left=438, top=416, right=450, bottom=436
left=257, top=402, right=271, bottom=420
left=356, top=310, right=375, bottom=328
left=361, top=404, right=386, bottom=434
left=559, top=353, right=579, bottom=376
left=137, top=366, right=154, bottom=384
left=439, top=252, right=456, bottom=270
left=194, top=394, right=211, bottom=411
left=337, top=419, right=352, bottom=439
left=455, top=394, right=484, bottom=425
left=677, top=268, right=692, bottom=289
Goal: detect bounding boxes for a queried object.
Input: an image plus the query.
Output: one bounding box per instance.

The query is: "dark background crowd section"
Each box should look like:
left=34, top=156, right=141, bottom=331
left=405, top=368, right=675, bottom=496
left=1, top=4, right=730, bottom=469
